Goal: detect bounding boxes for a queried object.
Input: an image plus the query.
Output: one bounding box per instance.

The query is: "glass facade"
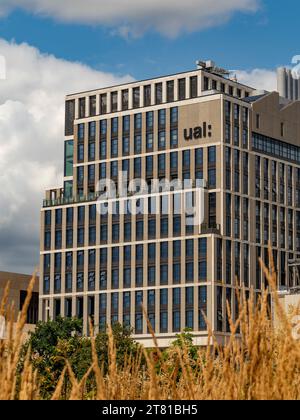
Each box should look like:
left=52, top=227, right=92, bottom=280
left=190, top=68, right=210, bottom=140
left=42, top=69, right=298, bottom=344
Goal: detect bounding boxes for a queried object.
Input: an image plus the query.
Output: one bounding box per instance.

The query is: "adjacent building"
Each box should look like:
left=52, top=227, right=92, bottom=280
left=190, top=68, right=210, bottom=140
left=40, top=60, right=300, bottom=346
left=0, top=271, right=39, bottom=338
left=277, top=67, right=300, bottom=101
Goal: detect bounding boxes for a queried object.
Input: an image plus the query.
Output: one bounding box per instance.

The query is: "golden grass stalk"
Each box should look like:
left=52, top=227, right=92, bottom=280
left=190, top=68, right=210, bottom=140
left=1, top=247, right=300, bottom=400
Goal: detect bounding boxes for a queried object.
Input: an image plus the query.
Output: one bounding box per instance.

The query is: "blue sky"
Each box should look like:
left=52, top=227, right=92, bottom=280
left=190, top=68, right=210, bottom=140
left=0, top=0, right=299, bottom=79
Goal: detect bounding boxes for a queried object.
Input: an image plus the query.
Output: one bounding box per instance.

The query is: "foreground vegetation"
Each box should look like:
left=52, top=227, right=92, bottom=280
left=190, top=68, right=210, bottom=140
left=1, top=249, right=300, bottom=400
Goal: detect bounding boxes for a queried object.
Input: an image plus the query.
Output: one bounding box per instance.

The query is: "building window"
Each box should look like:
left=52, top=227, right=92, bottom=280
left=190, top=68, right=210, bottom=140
left=111, top=91, right=118, bottom=112
left=160, top=217, right=168, bottom=237
left=122, top=136, right=130, bottom=156
left=122, top=115, right=130, bottom=133
left=186, top=286, right=194, bottom=306
left=112, top=247, right=119, bottom=264
left=65, top=99, right=75, bottom=136
left=134, top=134, right=142, bottom=154
left=43, top=276, right=50, bottom=295
left=111, top=293, right=119, bottom=314
left=124, top=222, right=132, bottom=242
left=79, top=98, right=86, bottom=119
left=65, top=272, right=73, bottom=293
left=148, top=290, right=155, bottom=308
left=173, top=240, right=181, bottom=258
left=178, top=78, right=186, bottom=100
left=146, top=111, right=154, bottom=130
left=44, top=254, right=51, bottom=272
left=123, top=268, right=131, bottom=289
left=136, top=244, right=143, bottom=262
left=44, top=231, right=51, bottom=250
left=146, top=132, right=153, bottom=152
left=160, top=265, right=168, bottom=285
left=88, top=271, right=95, bottom=291
left=256, top=114, right=260, bottom=129
left=135, top=313, right=143, bottom=334
left=158, top=154, right=166, bottom=174
left=111, top=138, right=118, bottom=158
left=122, top=89, right=129, bottom=110
left=155, top=83, right=163, bottom=104
left=133, top=87, right=140, bottom=108
left=186, top=262, right=194, bottom=283
left=64, top=140, right=74, bottom=177
left=173, top=263, right=181, bottom=284
left=167, top=80, right=174, bottom=102
left=147, top=266, right=155, bottom=286
left=136, top=220, right=144, bottom=240
left=112, top=223, right=119, bottom=242
left=112, top=269, right=119, bottom=289
left=198, top=239, right=207, bottom=281
left=100, top=94, right=107, bottom=114
left=133, top=112, right=142, bottom=130
left=160, top=312, right=168, bottom=333
left=173, top=311, right=181, bottom=332
left=173, top=215, right=181, bottom=236
left=144, top=85, right=151, bottom=107
left=100, top=119, right=107, bottom=136
left=190, top=76, right=198, bottom=98
left=148, top=219, right=156, bottom=238
left=158, top=131, right=166, bottom=150
left=100, top=271, right=107, bottom=290
left=134, top=157, right=142, bottom=177
left=186, top=310, right=194, bottom=329
left=204, top=76, right=209, bottom=91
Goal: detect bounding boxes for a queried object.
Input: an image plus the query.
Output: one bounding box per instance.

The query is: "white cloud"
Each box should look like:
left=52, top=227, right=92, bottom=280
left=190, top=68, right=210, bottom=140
left=233, top=68, right=277, bottom=92
left=0, top=0, right=260, bottom=37
left=0, top=39, right=132, bottom=274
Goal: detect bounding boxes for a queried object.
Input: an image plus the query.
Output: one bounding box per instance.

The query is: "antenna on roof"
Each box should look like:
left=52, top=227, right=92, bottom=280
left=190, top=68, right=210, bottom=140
left=196, top=59, right=230, bottom=77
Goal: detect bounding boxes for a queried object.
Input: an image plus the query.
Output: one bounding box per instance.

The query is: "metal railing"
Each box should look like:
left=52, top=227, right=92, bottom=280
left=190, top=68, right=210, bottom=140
left=43, top=179, right=208, bottom=208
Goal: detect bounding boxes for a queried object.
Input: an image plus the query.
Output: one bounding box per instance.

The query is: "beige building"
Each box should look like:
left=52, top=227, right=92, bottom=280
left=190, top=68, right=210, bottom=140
left=0, top=271, right=39, bottom=338
left=40, top=61, right=300, bottom=347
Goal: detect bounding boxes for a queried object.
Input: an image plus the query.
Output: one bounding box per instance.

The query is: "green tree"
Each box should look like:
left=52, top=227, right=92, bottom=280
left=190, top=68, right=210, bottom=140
left=171, top=328, right=198, bottom=361
left=95, top=323, right=140, bottom=371
left=21, top=319, right=140, bottom=399
left=21, top=317, right=84, bottom=399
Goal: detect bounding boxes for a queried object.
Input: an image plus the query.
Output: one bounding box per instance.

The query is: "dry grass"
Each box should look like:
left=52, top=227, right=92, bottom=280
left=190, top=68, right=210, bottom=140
left=1, top=247, right=300, bottom=400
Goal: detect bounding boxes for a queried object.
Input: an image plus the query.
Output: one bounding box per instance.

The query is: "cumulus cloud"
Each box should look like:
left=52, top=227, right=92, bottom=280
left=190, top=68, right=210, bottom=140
left=0, top=39, right=132, bottom=274
left=233, top=68, right=277, bottom=92
left=0, top=0, right=260, bottom=37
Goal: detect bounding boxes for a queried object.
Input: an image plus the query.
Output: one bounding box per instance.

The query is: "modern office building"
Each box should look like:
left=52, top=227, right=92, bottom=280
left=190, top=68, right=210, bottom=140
left=277, top=67, right=300, bottom=101
left=40, top=60, right=300, bottom=346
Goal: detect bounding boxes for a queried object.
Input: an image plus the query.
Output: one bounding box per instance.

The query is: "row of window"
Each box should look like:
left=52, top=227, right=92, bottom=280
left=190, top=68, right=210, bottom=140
left=43, top=238, right=208, bottom=293
left=77, top=78, right=196, bottom=119
left=255, top=202, right=300, bottom=250
left=45, top=197, right=217, bottom=249
left=76, top=146, right=216, bottom=197
left=44, top=240, right=295, bottom=300
left=255, top=247, right=299, bottom=289
left=77, top=109, right=178, bottom=164
left=253, top=132, right=300, bottom=165
left=224, top=147, right=249, bottom=194
left=225, top=101, right=249, bottom=125
left=48, top=285, right=208, bottom=333
left=225, top=194, right=249, bottom=241
left=255, top=155, right=300, bottom=206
